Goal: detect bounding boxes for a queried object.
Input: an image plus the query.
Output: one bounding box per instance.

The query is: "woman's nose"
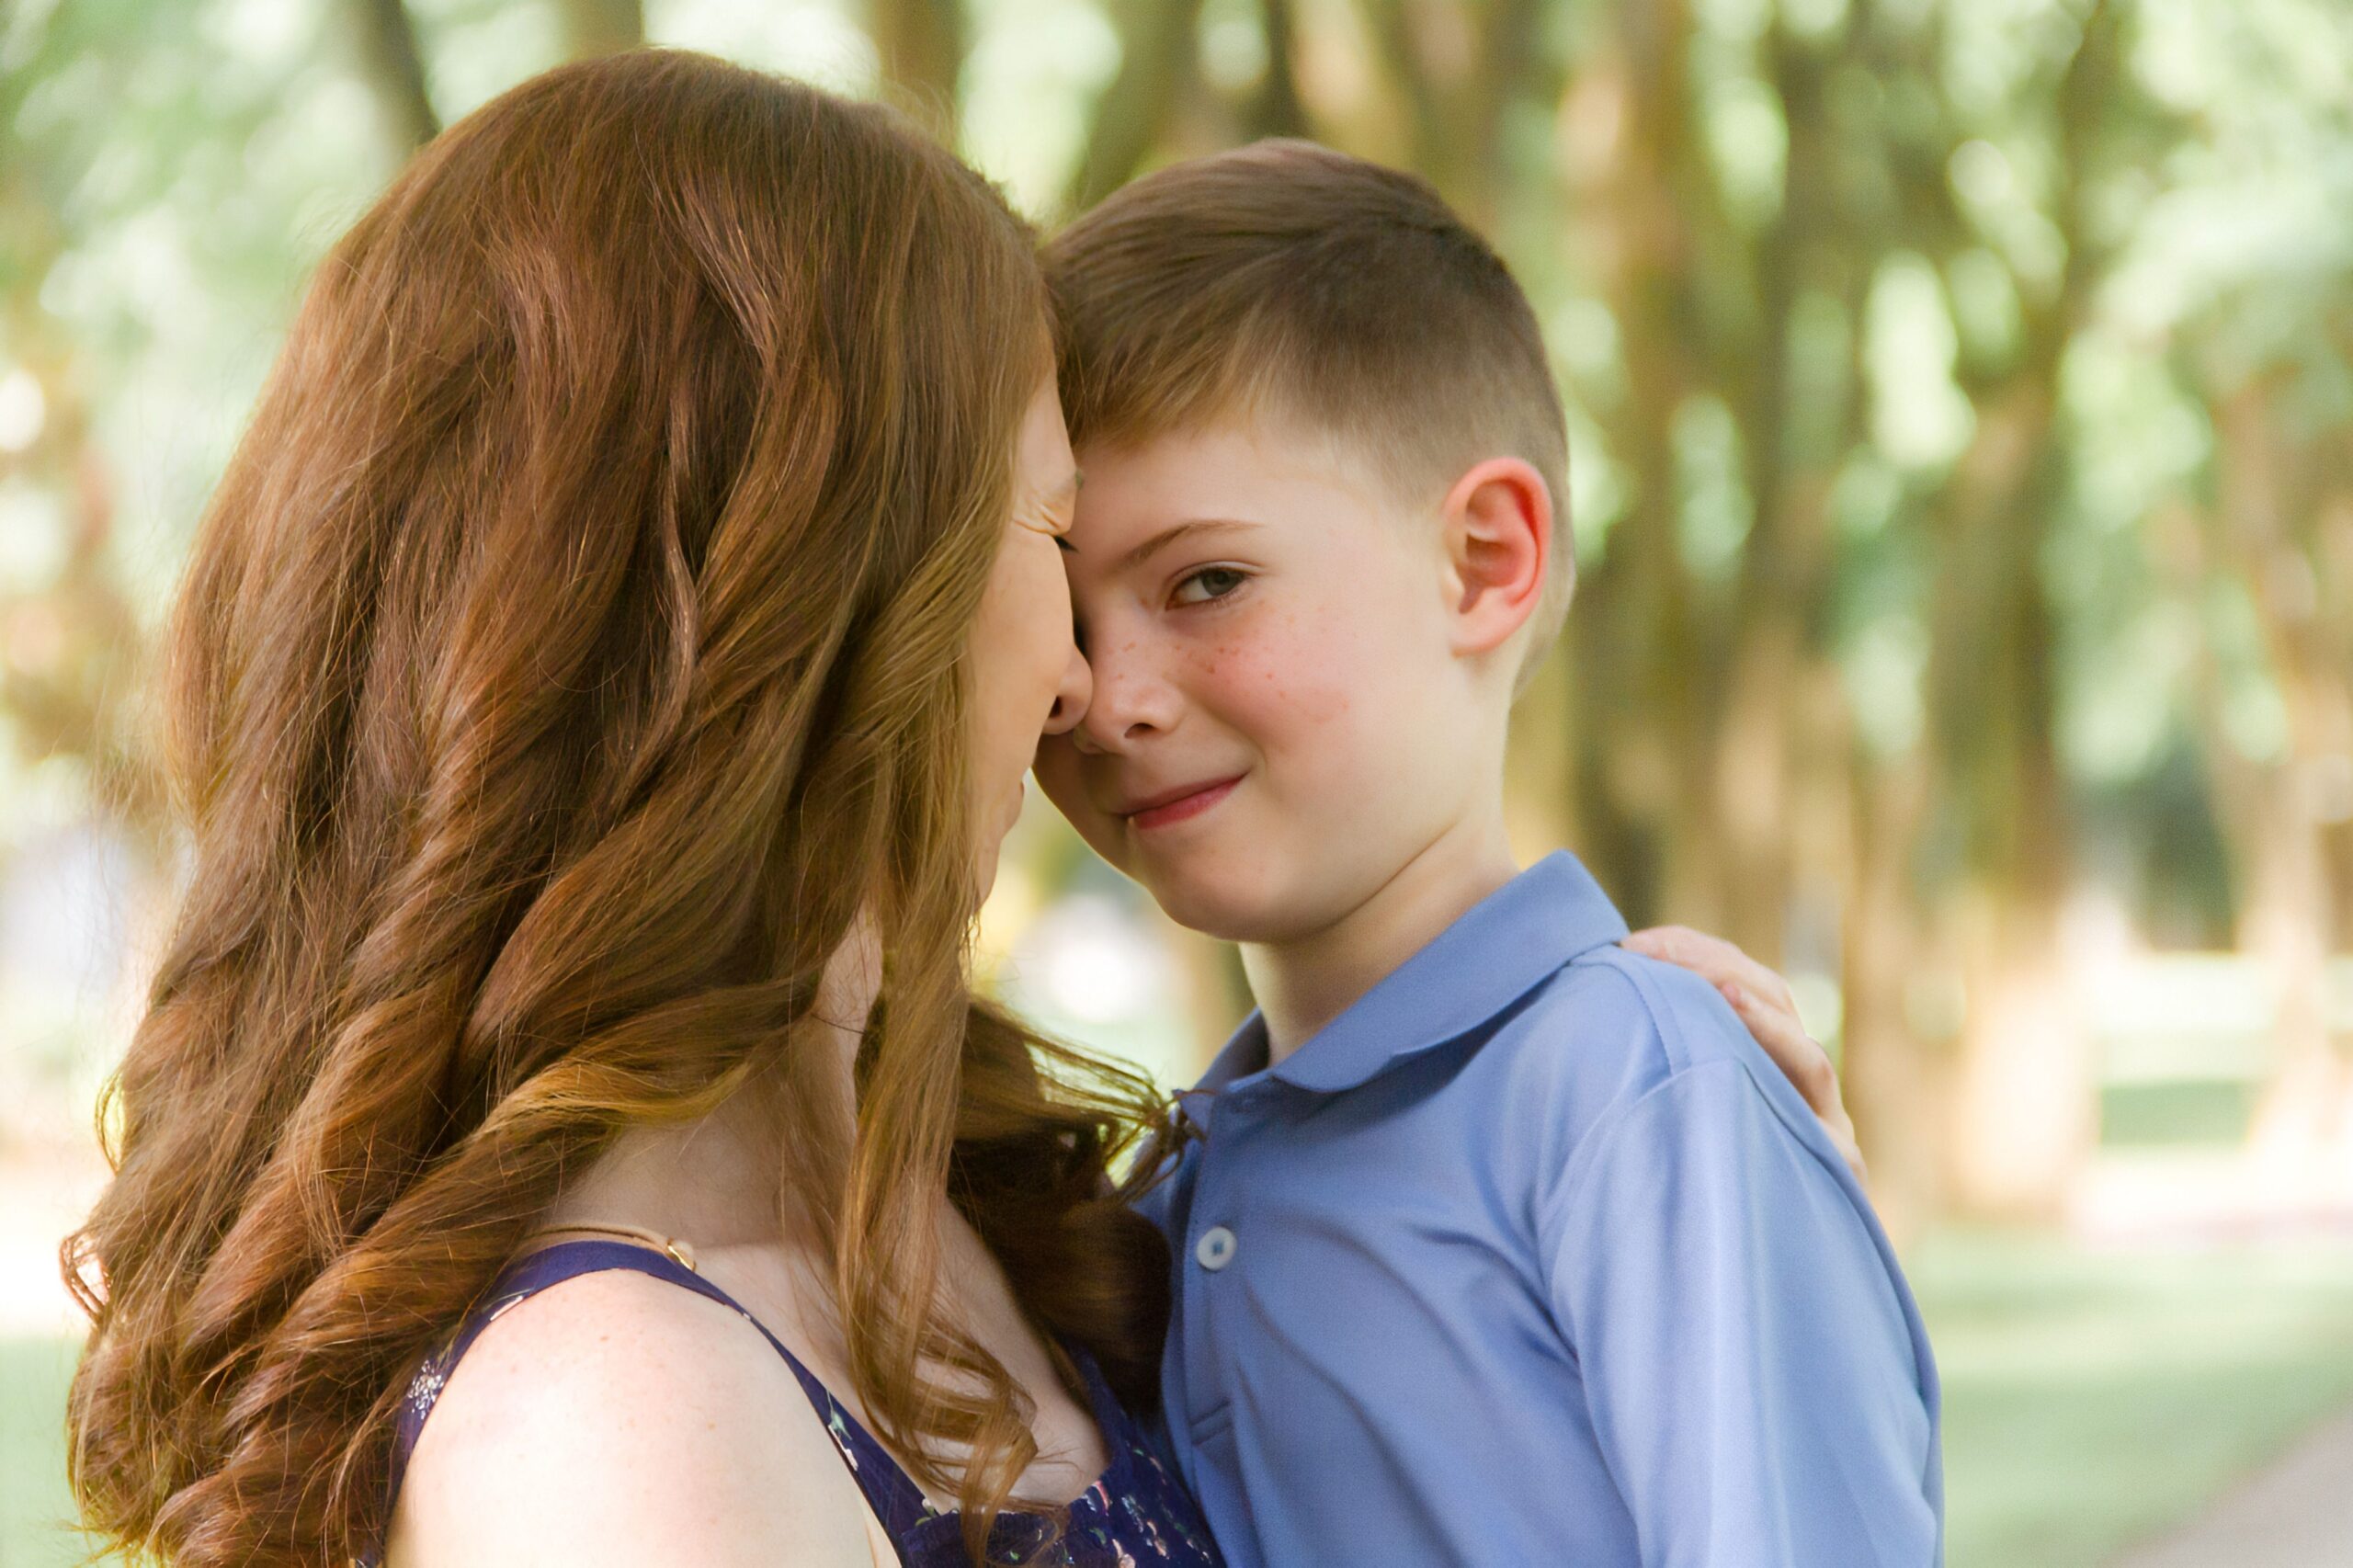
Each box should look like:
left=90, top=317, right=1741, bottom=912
left=1042, top=641, right=1093, bottom=737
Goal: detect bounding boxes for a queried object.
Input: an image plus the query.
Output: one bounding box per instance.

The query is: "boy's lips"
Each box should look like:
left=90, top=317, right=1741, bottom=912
left=1118, top=775, right=1244, bottom=832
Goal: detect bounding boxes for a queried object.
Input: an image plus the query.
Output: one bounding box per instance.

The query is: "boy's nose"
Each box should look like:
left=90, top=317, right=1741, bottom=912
left=1071, top=654, right=1179, bottom=755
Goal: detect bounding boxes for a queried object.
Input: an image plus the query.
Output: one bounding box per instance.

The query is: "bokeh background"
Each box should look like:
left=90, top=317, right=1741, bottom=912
left=5, top=0, right=2352, bottom=1562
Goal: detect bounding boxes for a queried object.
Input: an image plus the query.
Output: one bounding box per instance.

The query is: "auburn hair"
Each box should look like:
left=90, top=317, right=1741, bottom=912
left=63, top=50, right=1169, bottom=1567
left=1044, top=139, right=1574, bottom=676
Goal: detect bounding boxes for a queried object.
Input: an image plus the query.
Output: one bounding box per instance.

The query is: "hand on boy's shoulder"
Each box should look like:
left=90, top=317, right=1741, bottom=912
left=1618, top=924, right=1867, bottom=1184
left=1498, top=936, right=1871, bottom=1215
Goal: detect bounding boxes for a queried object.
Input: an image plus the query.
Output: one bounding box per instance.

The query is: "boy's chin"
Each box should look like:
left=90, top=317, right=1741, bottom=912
left=1128, top=855, right=1312, bottom=947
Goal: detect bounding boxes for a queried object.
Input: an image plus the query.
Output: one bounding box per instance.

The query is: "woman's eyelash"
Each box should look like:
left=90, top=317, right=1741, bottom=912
left=1013, top=504, right=1073, bottom=541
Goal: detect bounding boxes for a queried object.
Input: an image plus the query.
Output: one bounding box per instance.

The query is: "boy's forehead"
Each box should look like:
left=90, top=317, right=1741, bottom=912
left=1068, top=415, right=1394, bottom=539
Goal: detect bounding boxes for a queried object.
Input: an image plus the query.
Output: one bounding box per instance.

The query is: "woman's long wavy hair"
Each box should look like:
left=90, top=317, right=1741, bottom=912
left=63, top=51, right=1171, bottom=1568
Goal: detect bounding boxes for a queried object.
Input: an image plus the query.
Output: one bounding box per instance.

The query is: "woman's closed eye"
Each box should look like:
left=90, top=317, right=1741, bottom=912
left=1171, top=565, right=1248, bottom=608
left=1012, top=501, right=1076, bottom=550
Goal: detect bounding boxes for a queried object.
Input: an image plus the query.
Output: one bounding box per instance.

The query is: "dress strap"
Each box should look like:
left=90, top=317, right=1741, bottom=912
left=380, top=1239, right=938, bottom=1562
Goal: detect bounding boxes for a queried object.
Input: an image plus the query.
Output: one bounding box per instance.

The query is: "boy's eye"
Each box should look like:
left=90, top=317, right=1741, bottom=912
left=1171, top=566, right=1247, bottom=607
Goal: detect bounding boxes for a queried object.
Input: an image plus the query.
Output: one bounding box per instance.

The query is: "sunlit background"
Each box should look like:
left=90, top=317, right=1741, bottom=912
left=5, top=0, right=2352, bottom=1562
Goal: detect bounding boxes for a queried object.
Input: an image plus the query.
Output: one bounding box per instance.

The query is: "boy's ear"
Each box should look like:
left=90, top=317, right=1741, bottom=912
left=1438, top=457, right=1552, bottom=660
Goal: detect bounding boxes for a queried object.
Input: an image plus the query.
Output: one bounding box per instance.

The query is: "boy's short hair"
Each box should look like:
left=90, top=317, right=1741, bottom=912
left=1043, top=140, right=1573, bottom=684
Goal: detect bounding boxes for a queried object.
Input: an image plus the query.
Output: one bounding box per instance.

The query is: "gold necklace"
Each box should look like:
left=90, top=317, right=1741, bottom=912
left=524, top=1220, right=698, bottom=1272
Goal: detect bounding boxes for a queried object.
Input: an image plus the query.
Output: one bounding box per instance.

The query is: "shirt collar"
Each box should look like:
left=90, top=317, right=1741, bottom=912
left=1191, top=851, right=1630, bottom=1098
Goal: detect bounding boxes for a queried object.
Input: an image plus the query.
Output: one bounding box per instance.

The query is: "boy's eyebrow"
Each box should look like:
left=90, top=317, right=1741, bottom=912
left=1117, top=517, right=1262, bottom=573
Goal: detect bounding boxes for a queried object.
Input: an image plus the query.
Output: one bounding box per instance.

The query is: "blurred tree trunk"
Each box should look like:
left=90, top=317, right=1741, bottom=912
left=558, top=0, right=645, bottom=57
left=1565, top=0, right=1835, bottom=960
left=1361, top=0, right=1544, bottom=231
left=1701, top=21, right=1852, bottom=969
left=345, top=0, right=439, bottom=151
left=1567, top=0, right=1711, bottom=935
left=2210, top=383, right=2353, bottom=1164
left=871, top=0, right=965, bottom=135
left=1377, top=0, right=1569, bottom=865
left=2319, top=457, right=2353, bottom=1089
left=0, top=185, right=165, bottom=859
left=1923, top=3, right=2126, bottom=1220
left=0, top=378, right=159, bottom=852
left=1927, top=381, right=2084, bottom=1217
left=1066, top=0, right=1208, bottom=213
left=1244, top=0, right=1311, bottom=140
left=1842, top=751, right=1944, bottom=1241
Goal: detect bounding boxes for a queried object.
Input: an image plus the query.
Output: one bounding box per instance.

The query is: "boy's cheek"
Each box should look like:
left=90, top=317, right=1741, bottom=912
left=1029, top=744, right=1129, bottom=864
left=1029, top=737, right=1083, bottom=815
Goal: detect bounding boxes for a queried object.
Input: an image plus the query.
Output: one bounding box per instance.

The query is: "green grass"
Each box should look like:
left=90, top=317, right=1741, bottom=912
left=7, top=1232, right=2353, bottom=1566
left=1916, top=1227, right=2353, bottom=1567
left=1, top=1335, right=87, bottom=1568
left=2098, top=1079, right=2258, bottom=1146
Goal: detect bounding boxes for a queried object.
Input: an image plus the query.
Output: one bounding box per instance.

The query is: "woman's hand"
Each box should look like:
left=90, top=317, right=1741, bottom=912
left=1620, top=926, right=1866, bottom=1186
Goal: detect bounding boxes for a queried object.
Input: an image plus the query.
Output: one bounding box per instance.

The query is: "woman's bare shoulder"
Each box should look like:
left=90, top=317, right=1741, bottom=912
left=387, top=1265, right=877, bottom=1567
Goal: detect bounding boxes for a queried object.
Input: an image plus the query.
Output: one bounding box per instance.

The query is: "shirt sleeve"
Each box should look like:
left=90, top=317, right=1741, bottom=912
left=1541, top=1057, right=1940, bottom=1568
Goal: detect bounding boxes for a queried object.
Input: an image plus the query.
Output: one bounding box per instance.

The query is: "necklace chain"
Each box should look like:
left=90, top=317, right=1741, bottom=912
left=525, top=1220, right=698, bottom=1272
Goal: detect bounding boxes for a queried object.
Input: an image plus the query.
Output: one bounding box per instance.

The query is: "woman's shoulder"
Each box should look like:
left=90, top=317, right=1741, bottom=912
left=386, top=1263, right=877, bottom=1566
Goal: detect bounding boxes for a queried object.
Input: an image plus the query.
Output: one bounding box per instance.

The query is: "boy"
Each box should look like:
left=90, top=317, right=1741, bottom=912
left=1031, top=142, right=1941, bottom=1566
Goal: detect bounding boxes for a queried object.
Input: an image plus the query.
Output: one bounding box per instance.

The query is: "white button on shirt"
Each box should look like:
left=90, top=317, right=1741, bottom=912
left=1194, top=1225, right=1238, bottom=1270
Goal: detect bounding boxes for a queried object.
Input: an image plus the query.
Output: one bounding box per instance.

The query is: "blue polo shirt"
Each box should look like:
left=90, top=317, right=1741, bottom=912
left=1141, top=852, right=1942, bottom=1566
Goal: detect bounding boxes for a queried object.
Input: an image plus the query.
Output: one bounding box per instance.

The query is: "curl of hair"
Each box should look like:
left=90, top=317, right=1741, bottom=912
left=62, top=51, right=1171, bottom=1568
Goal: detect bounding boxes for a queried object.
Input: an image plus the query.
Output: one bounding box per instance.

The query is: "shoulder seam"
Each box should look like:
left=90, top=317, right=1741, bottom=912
left=1552, top=1054, right=1747, bottom=1220
left=1574, top=946, right=1700, bottom=1073
left=1552, top=1052, right=1865, bottom=1247
left=1579, top=950, right=1855, bottom=1187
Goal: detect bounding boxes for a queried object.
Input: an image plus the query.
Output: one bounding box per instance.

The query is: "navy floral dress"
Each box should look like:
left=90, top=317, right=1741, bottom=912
left=369, top=1239, right=1221, bottom=1568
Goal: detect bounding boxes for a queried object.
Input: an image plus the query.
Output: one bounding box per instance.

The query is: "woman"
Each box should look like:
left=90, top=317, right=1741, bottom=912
left=62, top=50, right=1856, bottom=1568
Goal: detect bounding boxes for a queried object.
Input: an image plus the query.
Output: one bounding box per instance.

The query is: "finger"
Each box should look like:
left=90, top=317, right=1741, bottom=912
left=1835, top=1126, right=1868, bottom=1187
left=1725, top=983, right=1869, bottom=1181
left=1622, top=926, right=1737, bottom=1000
left=1622, top=924, right=1710, bottom=967
left=1625, top=925, right=1761, bottom=998
left=1630, top=926, right=1801, bottom=1021
left=1716, top=944, right=1802, bottom=1019
left=1720, top=982, right=1836, bottom=1112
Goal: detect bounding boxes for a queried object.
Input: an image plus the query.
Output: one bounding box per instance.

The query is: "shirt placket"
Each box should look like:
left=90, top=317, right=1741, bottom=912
left=1177, top=1085, right=1256, bottom=1443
